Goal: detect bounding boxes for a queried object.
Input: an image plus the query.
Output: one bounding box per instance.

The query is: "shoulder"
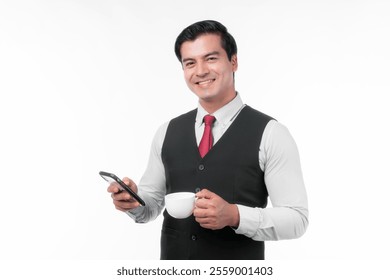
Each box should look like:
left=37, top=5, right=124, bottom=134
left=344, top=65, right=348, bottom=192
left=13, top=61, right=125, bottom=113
left=165, top=109, right=197, bottom=135
left=242, top=106, right=275, bottom=122
left=168, top=109, right=197, bottom=124
left=262, top=120, right=299, bottom=158
left=155, top=109, right=197, bottom=137
left=151, top=121, right=170, bottom=152
left=264, top=121, right=294, bottom=143
left=237, top=106, right=276, bottom=141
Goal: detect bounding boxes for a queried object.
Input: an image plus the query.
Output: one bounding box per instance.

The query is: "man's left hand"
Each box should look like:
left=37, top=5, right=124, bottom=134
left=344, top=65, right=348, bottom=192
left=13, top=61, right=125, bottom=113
left=194, top=189, right=239, bottom=230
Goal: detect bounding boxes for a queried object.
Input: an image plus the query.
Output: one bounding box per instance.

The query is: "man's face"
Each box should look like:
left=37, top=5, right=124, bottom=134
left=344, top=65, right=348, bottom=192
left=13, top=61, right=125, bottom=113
left=180, top=34, right=237, bottom=108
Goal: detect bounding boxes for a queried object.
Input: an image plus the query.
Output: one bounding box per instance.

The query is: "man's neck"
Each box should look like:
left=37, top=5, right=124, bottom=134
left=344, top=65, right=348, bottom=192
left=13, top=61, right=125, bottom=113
left=199, top=91, right=237, bottom=114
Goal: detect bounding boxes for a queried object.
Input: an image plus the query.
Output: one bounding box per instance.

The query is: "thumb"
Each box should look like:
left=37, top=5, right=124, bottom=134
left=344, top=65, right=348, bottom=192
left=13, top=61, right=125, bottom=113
left=122, top=177, right=131, bottom=185
left=122, top=177, right=138, bottom=192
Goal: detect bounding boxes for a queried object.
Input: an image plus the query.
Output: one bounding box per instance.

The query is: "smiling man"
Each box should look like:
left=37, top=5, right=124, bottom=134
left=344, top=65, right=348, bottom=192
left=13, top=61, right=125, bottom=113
left=107, top=20, right=309, bottom=260
left=180, top=33, right=237, bottom=113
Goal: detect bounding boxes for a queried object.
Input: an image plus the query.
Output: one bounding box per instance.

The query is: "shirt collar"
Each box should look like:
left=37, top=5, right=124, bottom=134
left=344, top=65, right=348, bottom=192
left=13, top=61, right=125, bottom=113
left=196, top=93, right=244, bottom=127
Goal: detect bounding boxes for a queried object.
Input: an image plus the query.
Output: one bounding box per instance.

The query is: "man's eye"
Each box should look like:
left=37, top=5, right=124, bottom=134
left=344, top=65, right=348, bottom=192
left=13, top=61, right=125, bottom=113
left=185, top=62, right=195, bottom=68
left=207, top=57, right=217, bottom=61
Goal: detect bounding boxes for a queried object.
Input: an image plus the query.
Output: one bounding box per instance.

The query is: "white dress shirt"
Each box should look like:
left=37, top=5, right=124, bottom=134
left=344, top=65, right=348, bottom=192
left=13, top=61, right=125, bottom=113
left=128, top=94, right=309, bottom=241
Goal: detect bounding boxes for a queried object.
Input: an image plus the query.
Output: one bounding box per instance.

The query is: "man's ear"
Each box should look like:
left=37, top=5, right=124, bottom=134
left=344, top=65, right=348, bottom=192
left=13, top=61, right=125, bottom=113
left=231, top=54, right=238, bottom=72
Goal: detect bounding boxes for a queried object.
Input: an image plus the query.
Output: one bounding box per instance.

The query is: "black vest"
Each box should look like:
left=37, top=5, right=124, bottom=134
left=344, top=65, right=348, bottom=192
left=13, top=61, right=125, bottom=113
left=161, top=106, right=273, bottom=260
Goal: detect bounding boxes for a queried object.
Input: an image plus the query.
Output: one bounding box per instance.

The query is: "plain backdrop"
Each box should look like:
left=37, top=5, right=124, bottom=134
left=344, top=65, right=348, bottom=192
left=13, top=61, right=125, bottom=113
left=1, top=0, right=389, bottom=261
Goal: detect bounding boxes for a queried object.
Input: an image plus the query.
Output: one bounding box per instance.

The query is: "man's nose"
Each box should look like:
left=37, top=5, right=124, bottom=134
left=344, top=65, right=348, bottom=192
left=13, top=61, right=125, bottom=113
left=195, top=62, right=209, bottom=77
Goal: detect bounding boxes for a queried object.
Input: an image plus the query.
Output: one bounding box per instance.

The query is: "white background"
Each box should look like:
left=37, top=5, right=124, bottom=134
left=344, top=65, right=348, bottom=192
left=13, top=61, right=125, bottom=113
left=1, top=0, right=390, bottom=263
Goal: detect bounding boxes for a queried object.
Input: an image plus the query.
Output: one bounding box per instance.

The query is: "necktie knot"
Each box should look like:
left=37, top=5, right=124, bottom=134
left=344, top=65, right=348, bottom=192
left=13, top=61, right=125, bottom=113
left=203, top=115, right=216, bottom=126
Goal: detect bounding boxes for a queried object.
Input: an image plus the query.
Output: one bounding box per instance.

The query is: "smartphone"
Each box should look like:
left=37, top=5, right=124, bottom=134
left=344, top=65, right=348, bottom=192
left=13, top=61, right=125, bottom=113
left=99, top=171, right=145, bottom=206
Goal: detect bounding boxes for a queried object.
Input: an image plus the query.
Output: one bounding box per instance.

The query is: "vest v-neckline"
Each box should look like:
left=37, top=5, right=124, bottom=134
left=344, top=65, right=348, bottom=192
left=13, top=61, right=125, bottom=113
left=193, top=106, right=249, bottom=160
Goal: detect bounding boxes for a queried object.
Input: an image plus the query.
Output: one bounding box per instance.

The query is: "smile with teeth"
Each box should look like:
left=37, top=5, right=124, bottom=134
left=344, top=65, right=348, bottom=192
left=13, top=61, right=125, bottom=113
left=196, top=79, right=215, bottom=86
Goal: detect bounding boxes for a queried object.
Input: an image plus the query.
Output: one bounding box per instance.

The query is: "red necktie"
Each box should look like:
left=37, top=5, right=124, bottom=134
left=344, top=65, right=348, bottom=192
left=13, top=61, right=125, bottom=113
left=199, top=115, right=216, bottom=158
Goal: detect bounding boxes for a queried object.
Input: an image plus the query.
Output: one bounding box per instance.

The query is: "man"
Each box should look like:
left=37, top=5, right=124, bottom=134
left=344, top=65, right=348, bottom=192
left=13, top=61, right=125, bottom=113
left=108, top=20, right=308, bottom=260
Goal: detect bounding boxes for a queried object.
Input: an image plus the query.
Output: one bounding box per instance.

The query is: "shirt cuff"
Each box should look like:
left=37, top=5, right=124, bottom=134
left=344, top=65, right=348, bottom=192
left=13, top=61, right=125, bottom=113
left=234, top=204, right=263, bottom=238
left=125, top=206, right=144, bottom=221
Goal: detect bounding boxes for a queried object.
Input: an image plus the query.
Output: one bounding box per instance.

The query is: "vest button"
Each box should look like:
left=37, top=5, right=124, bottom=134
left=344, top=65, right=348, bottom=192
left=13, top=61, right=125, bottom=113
left=191, top=235, right=197, bottom=241
left=198, top=164, right=205, bottom=171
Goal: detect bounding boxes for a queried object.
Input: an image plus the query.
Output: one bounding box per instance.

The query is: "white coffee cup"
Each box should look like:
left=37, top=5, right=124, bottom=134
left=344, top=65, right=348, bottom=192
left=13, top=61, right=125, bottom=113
left=165, top=192, right=195, bottom=219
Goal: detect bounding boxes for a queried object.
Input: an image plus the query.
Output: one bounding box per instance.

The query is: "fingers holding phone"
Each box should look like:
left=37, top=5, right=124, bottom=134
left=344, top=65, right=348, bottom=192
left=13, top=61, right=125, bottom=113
left=100, top=171, right=146, bottom=212
left=108, top=177, right=137, bottom=195
left=108, top=177, right=140, bottom=211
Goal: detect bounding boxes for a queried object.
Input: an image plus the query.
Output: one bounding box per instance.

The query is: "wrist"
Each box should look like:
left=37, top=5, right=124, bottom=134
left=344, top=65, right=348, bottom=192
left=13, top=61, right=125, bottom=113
left=229, top=204, right=240, bottom=228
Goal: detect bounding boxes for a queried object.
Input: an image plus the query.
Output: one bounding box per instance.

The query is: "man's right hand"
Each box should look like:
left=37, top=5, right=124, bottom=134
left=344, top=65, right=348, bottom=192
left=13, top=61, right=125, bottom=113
left=107, top=177, right=140, bottom=212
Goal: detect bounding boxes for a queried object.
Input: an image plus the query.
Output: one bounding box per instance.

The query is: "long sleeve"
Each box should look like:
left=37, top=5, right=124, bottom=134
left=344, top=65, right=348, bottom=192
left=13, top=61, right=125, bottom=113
left=126, top=122, right=169, bottom=223
left=234, top=120, right=309, bottom=240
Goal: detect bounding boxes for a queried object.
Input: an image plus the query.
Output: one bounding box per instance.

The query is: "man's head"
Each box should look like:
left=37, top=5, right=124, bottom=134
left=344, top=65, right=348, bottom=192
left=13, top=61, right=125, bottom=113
left=175, top=20, right=238, bottom=112
left=174, top=20, right=237, bottom=63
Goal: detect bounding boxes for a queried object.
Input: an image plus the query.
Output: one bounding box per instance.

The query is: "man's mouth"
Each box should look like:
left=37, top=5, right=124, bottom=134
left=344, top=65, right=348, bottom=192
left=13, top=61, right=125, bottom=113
left=196, top=79, right=215, bottom=86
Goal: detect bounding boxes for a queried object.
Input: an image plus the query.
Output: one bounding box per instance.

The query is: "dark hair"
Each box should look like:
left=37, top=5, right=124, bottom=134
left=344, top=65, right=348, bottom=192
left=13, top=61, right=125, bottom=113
left=174, top=20, right=237, bottom=62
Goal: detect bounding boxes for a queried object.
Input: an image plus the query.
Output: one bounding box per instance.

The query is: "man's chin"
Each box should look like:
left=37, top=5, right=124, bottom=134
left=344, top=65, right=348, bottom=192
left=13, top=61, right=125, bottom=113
left=195, top=93, right=217, bottom=103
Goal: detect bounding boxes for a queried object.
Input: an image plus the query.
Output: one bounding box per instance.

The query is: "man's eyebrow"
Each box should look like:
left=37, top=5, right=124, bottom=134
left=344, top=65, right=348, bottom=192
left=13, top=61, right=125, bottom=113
left=182, top=51, right=221, bottom=63
left=204, top=51, right=220, bottom=57
left=182, top=57, right=195, bottom=63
